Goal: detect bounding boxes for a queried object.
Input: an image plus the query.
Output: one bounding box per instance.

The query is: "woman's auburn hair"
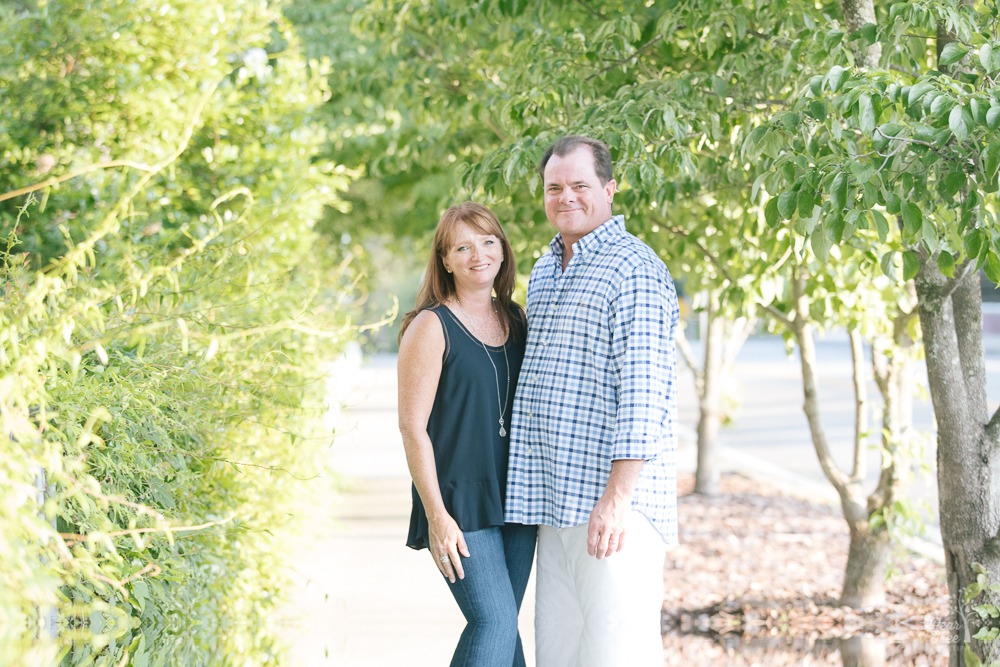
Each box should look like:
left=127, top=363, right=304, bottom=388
left=399, top=202, right=524, bottom=343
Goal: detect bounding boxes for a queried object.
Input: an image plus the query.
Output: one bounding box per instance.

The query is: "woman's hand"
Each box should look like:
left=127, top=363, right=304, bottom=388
left=428, top=513, right=470, bottom=583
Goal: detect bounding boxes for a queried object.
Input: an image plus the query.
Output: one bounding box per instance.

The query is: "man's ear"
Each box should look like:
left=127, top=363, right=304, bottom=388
left=606, top=179, right=617, bottom=204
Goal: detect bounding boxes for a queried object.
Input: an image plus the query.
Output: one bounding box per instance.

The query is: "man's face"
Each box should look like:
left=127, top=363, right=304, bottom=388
left=542, top=145, right=616, bottom=247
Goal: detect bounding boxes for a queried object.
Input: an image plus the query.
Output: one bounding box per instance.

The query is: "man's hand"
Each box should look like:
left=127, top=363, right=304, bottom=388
left=587, top=494, right=627, bottom=559
left=586, top=458, right=645, bottom=559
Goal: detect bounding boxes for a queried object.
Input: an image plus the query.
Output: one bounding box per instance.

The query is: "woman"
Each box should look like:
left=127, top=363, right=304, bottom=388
left=397, top=202, right=537, bottom=667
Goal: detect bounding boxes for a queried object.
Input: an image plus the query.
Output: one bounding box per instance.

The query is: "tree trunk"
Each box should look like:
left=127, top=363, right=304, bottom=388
left=788, top=272, right=911, bottom=609
left=841, top=0, right=881, bottom=68
left=694, top=309, right=725, bottom=495
left=676, top=294, right=754, bottom=497
left=840, top=634, right=887, bottom=667
left=914, top=258, right=1000, bottom=666
left=842, top=518, right=891, bottom=608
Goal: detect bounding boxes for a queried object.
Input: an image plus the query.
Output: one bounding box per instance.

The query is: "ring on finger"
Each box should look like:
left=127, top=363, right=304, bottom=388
left=439, top=555, right=451, bottom=563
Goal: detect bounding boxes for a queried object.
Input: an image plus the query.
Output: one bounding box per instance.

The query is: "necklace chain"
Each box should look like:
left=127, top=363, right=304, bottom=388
left=455, top=298, right=510, bottom=437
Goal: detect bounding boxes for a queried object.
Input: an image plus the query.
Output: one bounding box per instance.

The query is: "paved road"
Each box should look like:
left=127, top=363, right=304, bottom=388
left=272, top=335, right=1000, bottom=666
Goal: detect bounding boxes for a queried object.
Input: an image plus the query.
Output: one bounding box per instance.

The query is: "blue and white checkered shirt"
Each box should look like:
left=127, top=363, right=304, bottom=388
left=505, top=215, right=679, bottom=545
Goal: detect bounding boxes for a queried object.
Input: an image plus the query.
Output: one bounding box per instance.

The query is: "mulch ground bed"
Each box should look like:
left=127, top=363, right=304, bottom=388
left=661, top=473, right=952, bottom=666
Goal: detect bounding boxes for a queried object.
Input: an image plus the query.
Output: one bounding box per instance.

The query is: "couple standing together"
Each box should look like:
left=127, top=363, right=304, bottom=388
left=397, top=135, right=680, bottom=667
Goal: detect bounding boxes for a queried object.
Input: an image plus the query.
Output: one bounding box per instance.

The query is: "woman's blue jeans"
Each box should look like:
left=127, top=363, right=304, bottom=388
left=445, top=523, right=537, bottom=667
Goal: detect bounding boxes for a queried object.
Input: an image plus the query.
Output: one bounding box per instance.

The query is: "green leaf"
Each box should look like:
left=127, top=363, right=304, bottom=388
left=870, top=209, right=890, bottom=242
left=885, top=192, right=901, bottom=215
left=811, top=229, right=831, bottom=260
left=807, top=100, right=827, bottom=121
left=830, top=172, right=848, bottom=210
left=849, top=161, right=876, bottom=184
left=901, top=201, right=922, bottom=235
left=907, top=81, right=934, bottom=106
left=950, top=105, right=971, bottom=141
left=764, top=197, right=779, bottom=228
left=809, top=75, right=824, bottom=97
left=751, top=172, right=768, bottom=203
left=859, top=94, right=876, bottom=133
left=880, top=251, right=898, bottom=279
left=937, top=250, right=956, bottom=277
left=797, top=189, right=815, bottom=217
left=987, top=106, right=1000, bottom=129
left=855, top=23, right=877, bottom=45
left=965, top=229, right=986, bottom=260
left=828, top=215, right=846, bottom=243
left=981, top=43, right=994, bottom=70
left=876, top=122, right=903, bottom=140
left=983, top=142, right=1000, bottom=184
left=943, top=170, right=967, bottom=197
left=970, top=98, right=985, bottom=124
left=985, top=252, right=1000, bottom=284
left=902, top=250, right=920, bottom=280
left=940, top=41, right=970, bottom=67
left=826, top=65, right=850, bottom=92
left=930, top=94, right=957, bottom=117
left=777, top=191, right=797, bottom=219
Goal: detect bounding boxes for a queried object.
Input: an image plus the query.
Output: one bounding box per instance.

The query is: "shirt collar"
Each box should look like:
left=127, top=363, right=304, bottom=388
left=549, top=215, right=626, bottom=260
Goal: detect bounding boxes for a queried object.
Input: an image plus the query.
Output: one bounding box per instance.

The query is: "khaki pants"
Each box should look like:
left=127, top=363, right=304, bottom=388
left=534, top=511, right=667, bottom=667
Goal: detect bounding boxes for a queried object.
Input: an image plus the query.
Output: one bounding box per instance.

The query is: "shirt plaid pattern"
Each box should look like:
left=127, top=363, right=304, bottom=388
left=505, top=216, right=680, bottom=545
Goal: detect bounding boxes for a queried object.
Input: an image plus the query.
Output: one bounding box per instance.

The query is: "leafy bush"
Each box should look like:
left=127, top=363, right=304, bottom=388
left=1, top=1, right=360, bottom=664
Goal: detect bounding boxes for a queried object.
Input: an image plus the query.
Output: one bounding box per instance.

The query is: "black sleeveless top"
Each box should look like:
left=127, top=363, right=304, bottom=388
left=406, top=304, right=526, bottom=550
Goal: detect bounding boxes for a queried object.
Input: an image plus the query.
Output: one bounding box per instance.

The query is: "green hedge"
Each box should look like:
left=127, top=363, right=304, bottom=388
left=1, top=1, right=360, bottom=664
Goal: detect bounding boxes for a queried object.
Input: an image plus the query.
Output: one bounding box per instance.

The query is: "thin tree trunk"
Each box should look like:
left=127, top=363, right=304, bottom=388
left=695, top=306, right=724, bottom=494
left=676, top=294, right=756, bottom=497
left=789, top=272, right=903, bottom=608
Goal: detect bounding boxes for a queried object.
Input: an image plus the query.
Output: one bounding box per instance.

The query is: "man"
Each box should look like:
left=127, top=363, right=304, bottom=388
left=505, top=135, right=679, bottom=666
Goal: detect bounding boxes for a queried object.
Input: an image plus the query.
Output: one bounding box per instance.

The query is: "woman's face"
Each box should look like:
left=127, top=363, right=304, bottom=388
left=441, top=221, right=504, bottom=292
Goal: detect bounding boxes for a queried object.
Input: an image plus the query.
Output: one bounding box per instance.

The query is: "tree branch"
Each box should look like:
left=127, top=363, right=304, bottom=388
left=747, top=29, right=794, bottom=49
left=792, top=271, right=851, bottom=494
left=0, top=159, right=156, bottom=204
left=59, top=516, right=235, bottom=547
left=675, top=323, right=703, bottom=379
left=849, top=328, right=869, bottom=482
left=586, top=35, right=665, bottom=81
left=666, top=225, right=794, bottom=328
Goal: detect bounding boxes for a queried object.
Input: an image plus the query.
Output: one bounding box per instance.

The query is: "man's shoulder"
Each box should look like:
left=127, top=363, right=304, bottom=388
left=601, top=231, right=669, bottom=275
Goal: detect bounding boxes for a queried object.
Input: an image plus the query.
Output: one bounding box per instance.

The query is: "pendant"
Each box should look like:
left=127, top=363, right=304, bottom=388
left=499, top=417, right=506, bottom=437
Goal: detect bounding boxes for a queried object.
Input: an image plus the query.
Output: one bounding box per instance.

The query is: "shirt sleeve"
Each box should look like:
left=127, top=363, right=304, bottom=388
left=608, top=260, right=679, bottom=461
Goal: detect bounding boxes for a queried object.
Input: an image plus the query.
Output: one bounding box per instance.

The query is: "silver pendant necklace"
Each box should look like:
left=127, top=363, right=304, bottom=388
left=455, top=298, right=510, bottom=437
